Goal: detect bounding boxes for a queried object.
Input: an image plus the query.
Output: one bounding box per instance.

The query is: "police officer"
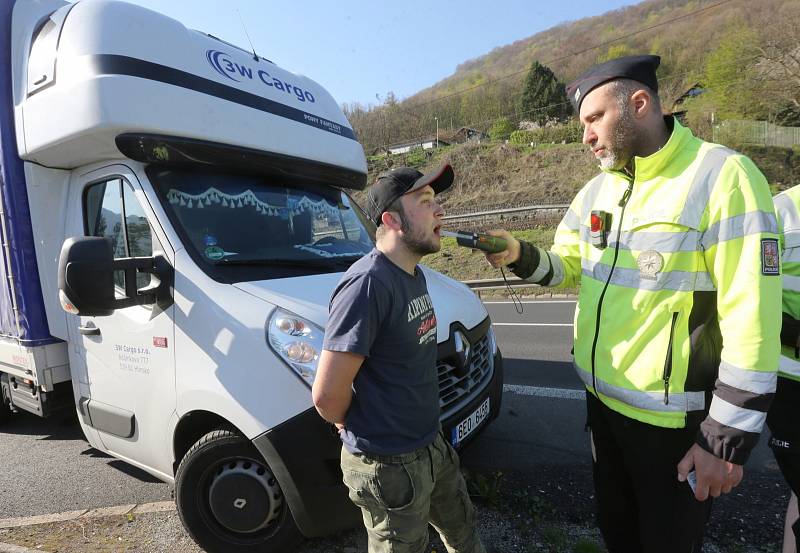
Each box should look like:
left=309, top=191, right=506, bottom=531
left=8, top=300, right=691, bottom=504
left=485, top=55, right=781, bottom=552
left=771, top=185, right=800, bottom=553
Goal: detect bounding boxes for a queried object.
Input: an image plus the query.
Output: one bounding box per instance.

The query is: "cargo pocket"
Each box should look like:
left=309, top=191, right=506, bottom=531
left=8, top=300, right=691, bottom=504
left=374, top=461, right=416, bottom=511
left=340, top=451, right=382, bottom=509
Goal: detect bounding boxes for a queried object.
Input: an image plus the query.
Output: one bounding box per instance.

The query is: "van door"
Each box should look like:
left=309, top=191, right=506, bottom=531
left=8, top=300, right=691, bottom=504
left=64, top=166, right=176, bottom=477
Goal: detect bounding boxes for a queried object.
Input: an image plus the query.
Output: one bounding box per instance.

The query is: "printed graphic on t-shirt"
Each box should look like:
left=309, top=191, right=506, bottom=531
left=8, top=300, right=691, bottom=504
left=408, top=293, right=437, bottom=345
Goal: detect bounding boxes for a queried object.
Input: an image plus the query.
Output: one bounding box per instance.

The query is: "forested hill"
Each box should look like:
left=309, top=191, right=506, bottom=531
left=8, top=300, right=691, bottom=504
left=345, top=0, right=799, bottom=152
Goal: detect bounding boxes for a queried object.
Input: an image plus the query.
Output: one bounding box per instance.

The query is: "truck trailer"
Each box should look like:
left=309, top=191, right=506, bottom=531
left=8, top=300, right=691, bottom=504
left=0, top=1, right=504, bottom=551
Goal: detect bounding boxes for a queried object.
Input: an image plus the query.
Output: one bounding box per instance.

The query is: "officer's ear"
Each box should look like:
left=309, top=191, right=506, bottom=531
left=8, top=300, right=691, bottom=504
left=631, top=89, right=652, bottom=120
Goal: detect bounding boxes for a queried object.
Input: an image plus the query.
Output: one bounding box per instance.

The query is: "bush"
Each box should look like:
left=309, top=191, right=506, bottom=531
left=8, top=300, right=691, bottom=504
left=510, top=122, right=582, bottom=146
left=489, top=118, right=516, bottom=141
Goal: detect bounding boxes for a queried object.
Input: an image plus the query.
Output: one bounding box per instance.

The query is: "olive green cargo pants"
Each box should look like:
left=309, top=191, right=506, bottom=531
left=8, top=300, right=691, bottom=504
left=340, top=432, right=485, bottom=553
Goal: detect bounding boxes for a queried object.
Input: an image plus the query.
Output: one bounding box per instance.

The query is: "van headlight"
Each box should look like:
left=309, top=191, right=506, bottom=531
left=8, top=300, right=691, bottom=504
left=487, top=325, right=497, bottom=356
left=267, top=308, right=323, bottom=387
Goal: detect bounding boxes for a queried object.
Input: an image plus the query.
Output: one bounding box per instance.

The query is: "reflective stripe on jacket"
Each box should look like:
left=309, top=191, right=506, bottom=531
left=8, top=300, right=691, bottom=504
left=521, top=118, right=781, bottom=464
left=774, top=185, right=800, bottom=383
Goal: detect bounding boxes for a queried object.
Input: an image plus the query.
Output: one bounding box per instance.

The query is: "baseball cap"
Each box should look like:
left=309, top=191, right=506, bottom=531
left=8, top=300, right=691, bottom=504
left=365, top=163, right=454, bottom=225
left=566, top=54, right=661, bottom=112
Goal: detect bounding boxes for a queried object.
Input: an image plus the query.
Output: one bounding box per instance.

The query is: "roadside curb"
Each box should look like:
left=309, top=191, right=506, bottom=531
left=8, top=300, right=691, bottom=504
left=0, top=542, right=44, bottom=553
left=0, top=501, right=175, bottom=530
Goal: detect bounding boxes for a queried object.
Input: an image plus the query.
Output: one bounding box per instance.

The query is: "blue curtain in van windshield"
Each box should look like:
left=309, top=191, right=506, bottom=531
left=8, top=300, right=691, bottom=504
left=0, top=0, right=57, bottom=345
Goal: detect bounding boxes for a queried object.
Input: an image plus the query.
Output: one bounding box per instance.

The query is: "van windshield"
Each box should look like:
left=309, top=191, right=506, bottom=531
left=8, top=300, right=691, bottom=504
left=149, top=167, right=374, bottom=282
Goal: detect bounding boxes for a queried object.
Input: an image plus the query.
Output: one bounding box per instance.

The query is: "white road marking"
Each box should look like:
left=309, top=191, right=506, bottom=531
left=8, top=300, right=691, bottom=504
left=492, top=323, right=573, bottom=327
left=504, top=384, right=585, bottom=400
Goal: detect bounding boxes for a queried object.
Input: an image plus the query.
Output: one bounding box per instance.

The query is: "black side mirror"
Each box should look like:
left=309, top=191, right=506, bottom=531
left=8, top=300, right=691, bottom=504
left=58, top=237, right=173, bottom=317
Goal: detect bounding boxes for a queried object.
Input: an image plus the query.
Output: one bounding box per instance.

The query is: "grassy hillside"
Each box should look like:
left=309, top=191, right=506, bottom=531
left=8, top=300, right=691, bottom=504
left=356, top=141, right=597, bottom=214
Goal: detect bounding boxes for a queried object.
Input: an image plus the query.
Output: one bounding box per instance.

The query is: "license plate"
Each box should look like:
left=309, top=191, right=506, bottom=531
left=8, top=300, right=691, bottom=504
left=450, top=397, right=490, bottom=446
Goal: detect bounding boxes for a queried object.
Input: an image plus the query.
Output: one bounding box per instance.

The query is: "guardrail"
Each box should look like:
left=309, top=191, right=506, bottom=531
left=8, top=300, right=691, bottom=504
left=462, top=277, right=539, bottom=290
left=443, top=204, right=569, bottom=222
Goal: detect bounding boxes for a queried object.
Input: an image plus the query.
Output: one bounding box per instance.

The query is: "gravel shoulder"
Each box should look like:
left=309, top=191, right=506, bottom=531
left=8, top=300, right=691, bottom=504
left=0, top=465, right=785, bottom=553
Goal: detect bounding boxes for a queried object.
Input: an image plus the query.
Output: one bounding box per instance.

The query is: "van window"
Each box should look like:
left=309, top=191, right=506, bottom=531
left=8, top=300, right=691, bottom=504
left=149, top=168, right=374, bottom=282
left=84, top=179, right=159, bottom=290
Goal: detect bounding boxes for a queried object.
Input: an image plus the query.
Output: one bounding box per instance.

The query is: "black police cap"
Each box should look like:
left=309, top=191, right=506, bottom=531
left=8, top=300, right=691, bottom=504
left=566, top=54, right=661, bottom=112
left=365, top=164, right=454, bottom=226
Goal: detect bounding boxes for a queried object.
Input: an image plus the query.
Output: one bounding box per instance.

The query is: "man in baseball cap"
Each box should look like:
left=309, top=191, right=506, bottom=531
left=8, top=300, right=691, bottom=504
left=366, top=163, right=454, bottom=225
left=314, top=163, right=488, bottom=552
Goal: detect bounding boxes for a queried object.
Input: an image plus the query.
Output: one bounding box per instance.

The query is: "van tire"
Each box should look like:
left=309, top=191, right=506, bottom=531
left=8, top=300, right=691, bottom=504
left=0, top=403, right=11, bottom=425
left=175, top=429, right=302, bottom=553
left=0, top=374, right=14, bottom=425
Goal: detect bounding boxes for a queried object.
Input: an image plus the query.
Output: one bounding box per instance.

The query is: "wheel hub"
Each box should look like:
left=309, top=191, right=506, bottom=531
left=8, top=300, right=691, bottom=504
left=208, top=458, right=283, bottom=534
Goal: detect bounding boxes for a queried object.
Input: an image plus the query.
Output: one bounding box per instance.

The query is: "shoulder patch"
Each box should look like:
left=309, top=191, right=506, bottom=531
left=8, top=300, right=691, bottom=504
left=762, top=238, right=779, bottom=275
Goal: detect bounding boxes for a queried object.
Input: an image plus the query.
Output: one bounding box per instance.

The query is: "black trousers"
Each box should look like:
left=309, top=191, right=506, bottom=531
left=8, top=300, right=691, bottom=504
left=586, top=393, right=712, bottom=553
left=767, top=376, right=800, bottom=550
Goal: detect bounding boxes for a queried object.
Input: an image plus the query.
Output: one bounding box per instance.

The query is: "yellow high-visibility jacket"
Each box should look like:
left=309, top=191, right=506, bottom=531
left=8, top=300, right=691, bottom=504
left=513, top=118, right=781, bottom=463
left=774, top=185, right=800, bottom=383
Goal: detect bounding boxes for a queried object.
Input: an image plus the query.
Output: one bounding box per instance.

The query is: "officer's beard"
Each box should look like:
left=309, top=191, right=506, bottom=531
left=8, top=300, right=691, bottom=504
left=600, top=107, right=639, bottom=171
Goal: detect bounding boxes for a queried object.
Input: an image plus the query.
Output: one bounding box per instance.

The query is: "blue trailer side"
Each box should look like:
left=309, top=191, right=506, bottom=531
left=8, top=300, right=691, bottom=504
left=0, top=0, right=58, bottom=346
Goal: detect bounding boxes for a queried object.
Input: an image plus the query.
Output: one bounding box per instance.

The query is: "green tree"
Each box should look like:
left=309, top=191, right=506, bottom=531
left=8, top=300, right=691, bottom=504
left=702, top=28, right=764, bottom=120
left=488, top=118, right=515, bottom=141
left=597, top=43, right=633, bottom=64
left=519, top=61, right=572, bottom=125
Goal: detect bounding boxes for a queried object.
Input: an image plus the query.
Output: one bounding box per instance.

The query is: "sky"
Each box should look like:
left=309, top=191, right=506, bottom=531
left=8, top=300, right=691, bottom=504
left=119, top=0, right=641, bottom=107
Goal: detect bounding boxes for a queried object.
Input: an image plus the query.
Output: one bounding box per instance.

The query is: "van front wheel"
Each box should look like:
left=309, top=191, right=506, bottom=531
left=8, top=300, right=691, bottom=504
left=175, top=429, right=302, bottom=553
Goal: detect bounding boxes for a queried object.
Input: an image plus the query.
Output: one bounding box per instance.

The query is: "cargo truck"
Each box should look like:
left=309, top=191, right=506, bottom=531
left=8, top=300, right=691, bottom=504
left=0, top=1, right=504, bottom=551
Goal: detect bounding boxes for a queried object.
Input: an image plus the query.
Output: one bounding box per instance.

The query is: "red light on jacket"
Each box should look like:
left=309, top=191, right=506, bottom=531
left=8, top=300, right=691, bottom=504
left=591, top=213, right=604, bottom=232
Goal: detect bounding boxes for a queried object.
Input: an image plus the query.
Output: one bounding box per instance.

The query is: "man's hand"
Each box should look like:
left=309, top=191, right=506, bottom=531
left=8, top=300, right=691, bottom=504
left=677, top=443, right=743, bottom=501
left=484, top=229, right=521, bottom=268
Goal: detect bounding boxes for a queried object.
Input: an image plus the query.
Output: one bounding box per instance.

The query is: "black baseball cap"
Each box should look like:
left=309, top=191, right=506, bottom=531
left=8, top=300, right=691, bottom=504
left=566, top=54, right=661, bottom=112
left=366, top=163, right=454, bottom=225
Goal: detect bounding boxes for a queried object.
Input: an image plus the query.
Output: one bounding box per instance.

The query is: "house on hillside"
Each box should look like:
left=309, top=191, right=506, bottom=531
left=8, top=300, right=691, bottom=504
left=386, top=137, right=450, bottom=155
left=443, top=127, right=487, bottom=144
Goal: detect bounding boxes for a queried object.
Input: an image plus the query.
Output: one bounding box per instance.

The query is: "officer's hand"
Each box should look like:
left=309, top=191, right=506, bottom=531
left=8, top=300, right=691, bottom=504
left=677, top=443, right=743, bottom=501
left=484, top=229, right=520, bottom=268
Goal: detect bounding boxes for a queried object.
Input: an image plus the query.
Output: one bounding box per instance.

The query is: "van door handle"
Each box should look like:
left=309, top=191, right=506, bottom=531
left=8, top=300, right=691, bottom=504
left=78, top=324, right=101, bottom=336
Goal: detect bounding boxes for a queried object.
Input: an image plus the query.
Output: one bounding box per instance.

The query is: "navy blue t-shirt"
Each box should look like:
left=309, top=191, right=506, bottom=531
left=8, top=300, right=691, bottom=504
left=323, top=248, right=439, bottom=455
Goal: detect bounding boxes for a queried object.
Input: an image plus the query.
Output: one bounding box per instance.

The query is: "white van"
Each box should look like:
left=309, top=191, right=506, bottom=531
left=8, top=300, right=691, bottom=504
left=1, top=1, right=504, bottom=551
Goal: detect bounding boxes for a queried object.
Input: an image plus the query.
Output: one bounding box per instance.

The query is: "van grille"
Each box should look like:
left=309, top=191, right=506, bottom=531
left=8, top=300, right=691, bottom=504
left=438, top=333, right=493, bottom=420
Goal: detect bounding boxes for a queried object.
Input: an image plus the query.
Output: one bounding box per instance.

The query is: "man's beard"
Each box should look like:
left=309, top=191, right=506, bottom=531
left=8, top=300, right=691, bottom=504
left=598, top=108, right=638, bottom=171
left=399, top=218, right=439, bottom=256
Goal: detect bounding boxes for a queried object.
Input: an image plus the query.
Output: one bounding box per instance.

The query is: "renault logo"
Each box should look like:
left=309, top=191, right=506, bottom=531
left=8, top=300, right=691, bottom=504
left=453, top=331, right=471, bottom=376
left=234, top=498, right=247, bottom=509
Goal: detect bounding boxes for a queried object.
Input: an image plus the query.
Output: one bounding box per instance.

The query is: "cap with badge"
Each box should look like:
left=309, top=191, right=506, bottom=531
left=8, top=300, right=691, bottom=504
left=566, top=54, right=661, bottom=112
left=366, top=163, right=454, bottom=226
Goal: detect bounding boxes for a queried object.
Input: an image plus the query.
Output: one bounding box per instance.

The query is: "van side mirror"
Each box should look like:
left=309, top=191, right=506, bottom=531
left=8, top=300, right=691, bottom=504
left=58, top=237, right=173, bottom=316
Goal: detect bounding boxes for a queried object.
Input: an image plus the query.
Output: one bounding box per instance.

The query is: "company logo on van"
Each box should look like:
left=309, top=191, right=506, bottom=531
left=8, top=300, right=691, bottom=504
left=205, top=49, right=316, bottom=103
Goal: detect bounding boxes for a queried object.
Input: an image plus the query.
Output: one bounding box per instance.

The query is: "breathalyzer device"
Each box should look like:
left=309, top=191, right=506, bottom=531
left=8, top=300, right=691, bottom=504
left=441, top=230, right=508, bottom=254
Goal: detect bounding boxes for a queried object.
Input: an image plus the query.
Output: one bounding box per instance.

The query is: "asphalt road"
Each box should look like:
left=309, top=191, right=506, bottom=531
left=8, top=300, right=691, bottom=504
left=0, top=298, right=786, bottom=549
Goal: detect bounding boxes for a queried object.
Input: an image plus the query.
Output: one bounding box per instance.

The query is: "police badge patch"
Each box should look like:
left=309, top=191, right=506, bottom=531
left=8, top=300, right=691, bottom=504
left=761, top=238, right=779, bottom=275
left=637, top=250, right=663, bottom=280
